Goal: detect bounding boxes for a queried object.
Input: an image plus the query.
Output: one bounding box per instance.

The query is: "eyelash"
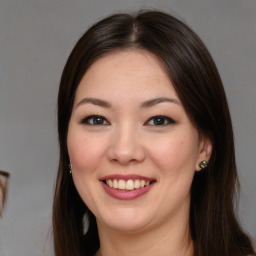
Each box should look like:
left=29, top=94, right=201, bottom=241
left=80, top=115, right=110, bottom=125
left=80, top=115, right=176, bottom=126
left=145, top=115, right=176, bottom=126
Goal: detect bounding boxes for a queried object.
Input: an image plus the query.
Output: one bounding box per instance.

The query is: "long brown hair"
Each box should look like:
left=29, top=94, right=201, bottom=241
left=53, top=10, right=255, bottom=256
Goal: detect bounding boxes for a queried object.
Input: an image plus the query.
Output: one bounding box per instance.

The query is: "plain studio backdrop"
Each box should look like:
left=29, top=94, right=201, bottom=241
left=0, top=0, right=255, bottom=255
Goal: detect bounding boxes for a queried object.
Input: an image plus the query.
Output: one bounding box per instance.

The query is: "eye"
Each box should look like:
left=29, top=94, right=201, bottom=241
left=80, top=115, right=109, bottom=125
left=146, top=115, right=176, bottom=126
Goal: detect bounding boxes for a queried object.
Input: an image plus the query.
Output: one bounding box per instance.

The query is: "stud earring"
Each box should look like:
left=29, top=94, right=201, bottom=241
left=69, top=161, right=72, bottom=174
left=199, top=160, right=208, bottom=169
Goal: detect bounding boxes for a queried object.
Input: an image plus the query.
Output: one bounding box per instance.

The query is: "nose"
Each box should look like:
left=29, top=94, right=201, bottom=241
left=106, top=125, right=146, bottom=165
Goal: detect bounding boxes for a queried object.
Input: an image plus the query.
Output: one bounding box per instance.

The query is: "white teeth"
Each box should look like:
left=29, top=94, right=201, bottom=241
left=134, top=179, right=141, bottom=189
left=118, top=179, right=126, bottom=190
left=105, top=179, right=152, bottom=190
left=126, top=179, right=134, bottom=190
left=113, top=179, right=118, bottom=188
left=106, top=180, right=113, bottom=187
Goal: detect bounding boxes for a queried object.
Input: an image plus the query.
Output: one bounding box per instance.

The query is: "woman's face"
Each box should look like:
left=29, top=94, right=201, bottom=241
left=67, top=50, right=211, bottom=232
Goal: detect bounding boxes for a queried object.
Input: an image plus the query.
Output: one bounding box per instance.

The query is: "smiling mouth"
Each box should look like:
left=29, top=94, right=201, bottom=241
left=102, top=179, right=155, bottom=191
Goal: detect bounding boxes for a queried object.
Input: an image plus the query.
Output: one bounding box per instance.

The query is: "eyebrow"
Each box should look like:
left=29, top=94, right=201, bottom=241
left=75, top=97, right=180, bottom=109
left=75, top=98, right=111, bottom=109
left=141, top=97, right=180, bottom=108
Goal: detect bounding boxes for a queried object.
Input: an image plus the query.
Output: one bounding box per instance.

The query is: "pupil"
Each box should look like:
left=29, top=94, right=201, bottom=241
left=154, top=117, right=164, bottom=125
left=94, top=117, right=103, bottom=124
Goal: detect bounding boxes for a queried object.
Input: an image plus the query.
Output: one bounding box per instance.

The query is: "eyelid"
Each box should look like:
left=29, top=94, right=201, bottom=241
left=79, top=114, right=176, bottom=126
left=80, top=115, right=110, bottom=125
left=145, top=115, right=176, bottom=126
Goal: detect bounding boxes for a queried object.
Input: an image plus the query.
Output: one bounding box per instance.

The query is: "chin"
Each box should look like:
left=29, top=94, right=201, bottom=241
left=97, top=208, right=153, bottom=232
left=104, top=220, right=148, bottom=233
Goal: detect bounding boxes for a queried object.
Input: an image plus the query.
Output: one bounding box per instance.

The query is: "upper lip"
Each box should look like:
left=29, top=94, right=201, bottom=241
left=100, top=174, right=155, bottom=181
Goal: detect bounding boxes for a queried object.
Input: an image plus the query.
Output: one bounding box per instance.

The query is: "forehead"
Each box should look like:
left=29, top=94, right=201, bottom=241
left=74, top=49, right=178, bottom=103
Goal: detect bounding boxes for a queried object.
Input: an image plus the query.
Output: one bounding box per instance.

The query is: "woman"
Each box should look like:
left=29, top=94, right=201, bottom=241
left=53, top=10, right=255, bottom=256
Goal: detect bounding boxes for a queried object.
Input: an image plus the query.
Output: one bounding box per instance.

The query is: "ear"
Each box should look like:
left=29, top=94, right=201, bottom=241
left=195, top=134, right=213, bottom=172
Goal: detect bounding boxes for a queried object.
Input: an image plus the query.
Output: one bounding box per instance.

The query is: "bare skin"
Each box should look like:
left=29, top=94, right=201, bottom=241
left=68, top=49, right=212, bottom=256
left=95, top=209, right=193, bottom=256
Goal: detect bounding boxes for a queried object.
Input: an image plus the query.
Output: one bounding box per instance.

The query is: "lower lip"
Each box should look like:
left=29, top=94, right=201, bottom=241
left=101, top=182, right=154, bottom=200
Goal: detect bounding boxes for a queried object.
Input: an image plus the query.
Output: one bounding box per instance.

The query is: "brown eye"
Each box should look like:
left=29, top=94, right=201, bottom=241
left=81, top=115, right=109, bottom=125
left=146, top=116, right=176, bottom=126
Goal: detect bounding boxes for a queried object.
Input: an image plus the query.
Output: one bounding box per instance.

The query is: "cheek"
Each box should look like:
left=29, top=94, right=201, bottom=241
left=148, top=133, right=199, bottom=173
left=67, top=129, right=107, bottom=174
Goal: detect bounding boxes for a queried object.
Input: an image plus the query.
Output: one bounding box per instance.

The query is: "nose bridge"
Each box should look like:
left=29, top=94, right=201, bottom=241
left=107, top=121, right=145, bottom=164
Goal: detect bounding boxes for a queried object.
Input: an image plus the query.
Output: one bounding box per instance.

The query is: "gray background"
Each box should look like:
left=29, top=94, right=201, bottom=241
left=0, top=0, right=255, bottom=255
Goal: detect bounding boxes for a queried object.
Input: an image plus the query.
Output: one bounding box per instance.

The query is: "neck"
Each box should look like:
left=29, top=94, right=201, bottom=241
left=96, top=211, right=193, bottom=256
